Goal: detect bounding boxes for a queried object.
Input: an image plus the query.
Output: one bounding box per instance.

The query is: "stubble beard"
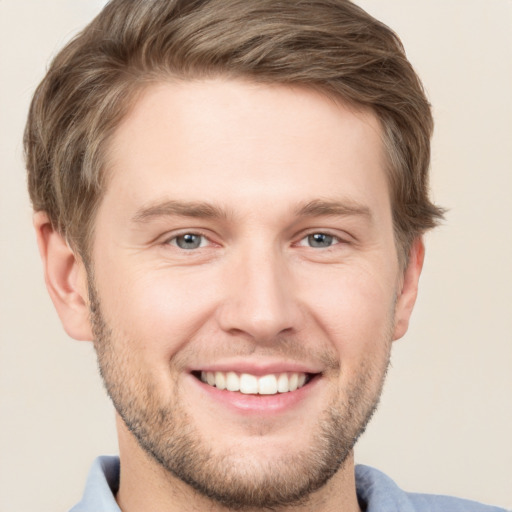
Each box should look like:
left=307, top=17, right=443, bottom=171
left=88, top=279, right=391, bottom=510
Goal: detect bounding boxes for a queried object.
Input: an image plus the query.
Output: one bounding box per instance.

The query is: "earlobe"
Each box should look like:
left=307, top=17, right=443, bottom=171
left=392, top=237, right=425, bottom=341
left=33, top=212, right=93, bottom=341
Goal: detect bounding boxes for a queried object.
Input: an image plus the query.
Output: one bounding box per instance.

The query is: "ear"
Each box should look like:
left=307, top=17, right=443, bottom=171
left=392, top=237, right=425, bottom=341
left=33, top=212, right=93, bottom=341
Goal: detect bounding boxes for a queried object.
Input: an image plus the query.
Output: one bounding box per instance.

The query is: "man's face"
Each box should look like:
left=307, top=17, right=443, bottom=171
left=88, top=79, right=414, bottom=508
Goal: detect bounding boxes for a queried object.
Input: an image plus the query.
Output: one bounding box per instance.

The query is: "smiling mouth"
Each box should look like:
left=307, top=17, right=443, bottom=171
left=193, top=371, right=315, bottom=395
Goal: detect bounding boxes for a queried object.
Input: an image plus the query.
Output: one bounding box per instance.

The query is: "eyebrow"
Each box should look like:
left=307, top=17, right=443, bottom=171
left=131, top=198, right=372, bottom=224
left=294, top=199, right=372, bottom=221
left=131, top=199, right=228, bottom=223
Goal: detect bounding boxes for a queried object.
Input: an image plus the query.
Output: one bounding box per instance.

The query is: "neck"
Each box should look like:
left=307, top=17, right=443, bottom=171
left=115, top=416, right=361, bottom=512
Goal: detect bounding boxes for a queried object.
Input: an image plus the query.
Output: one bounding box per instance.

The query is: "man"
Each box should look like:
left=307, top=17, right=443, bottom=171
left=23, top=0, right=508, bottom=511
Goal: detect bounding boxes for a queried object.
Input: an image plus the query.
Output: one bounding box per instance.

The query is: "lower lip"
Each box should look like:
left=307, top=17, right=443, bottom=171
left=191, top=375, right=320, bottom=415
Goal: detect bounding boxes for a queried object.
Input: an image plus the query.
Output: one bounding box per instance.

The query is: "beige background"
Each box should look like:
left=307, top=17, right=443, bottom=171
left=1, top=1, right=511, bottom=511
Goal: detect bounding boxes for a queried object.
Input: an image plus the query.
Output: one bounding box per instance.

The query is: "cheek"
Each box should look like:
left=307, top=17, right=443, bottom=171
left=302, top=265, right=397, bottom=360
left=95, top=261, right=221, bottom=358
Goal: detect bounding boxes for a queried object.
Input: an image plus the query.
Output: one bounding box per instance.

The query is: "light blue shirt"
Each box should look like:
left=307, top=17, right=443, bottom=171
left=70, top=456, right=509, bottom=511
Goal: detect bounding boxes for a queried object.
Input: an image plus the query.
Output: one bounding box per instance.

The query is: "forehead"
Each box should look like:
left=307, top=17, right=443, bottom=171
left=102, top=78, right=389, bottom=220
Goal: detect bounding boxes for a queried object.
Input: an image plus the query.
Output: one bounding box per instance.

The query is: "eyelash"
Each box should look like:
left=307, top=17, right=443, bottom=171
left=165, top=232, right=212, bottom=250
left=163, top=231, right=346, bottom=251
left=296, top=232, right=344, bottom=249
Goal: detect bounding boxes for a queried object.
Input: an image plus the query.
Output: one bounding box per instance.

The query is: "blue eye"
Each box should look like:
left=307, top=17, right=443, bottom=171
left=307, top=233, right=335, bottom=248
left=171, top=233, right=206, bottom=250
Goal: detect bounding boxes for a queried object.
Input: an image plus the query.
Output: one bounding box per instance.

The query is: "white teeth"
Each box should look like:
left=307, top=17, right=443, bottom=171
left=226, top=371, right=240, bottom=392
left=200, top=371, right=308, bottom=395
left=215, top=371, right=226, bottom=390
left=258, top=374, right=277, bottom=395
left=277, top=373, right=289, bottom=393
left=240, top=373, right=259, bottom=394
left=288, top=373, right=298, bottom=392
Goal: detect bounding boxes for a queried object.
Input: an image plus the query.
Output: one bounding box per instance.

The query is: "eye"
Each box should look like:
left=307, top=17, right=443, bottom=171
left=298, top=232, right=340, bottom=248
left=168, top=233, right=208, bottom=250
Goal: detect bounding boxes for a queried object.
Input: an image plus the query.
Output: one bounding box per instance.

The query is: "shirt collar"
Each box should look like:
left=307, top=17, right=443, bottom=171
left=69, top=456, right=121, bottom=512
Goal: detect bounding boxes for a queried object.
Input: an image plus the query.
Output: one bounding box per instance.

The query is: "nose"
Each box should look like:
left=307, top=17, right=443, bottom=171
left=216, top=246, right=303, bottom=343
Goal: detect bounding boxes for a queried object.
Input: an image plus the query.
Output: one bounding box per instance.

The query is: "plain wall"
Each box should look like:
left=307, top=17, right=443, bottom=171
left=0, top=1, right=511, bottom=510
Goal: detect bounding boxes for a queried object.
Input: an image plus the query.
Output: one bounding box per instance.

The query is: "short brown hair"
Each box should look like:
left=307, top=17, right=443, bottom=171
left=25, top=0, right=444, bottom=265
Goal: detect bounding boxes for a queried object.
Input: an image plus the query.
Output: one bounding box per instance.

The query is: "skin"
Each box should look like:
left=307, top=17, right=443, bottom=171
left=34, top=78, right=424, bottom=511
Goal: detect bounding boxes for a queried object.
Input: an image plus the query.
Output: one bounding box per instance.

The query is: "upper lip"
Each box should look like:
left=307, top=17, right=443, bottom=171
left=189, top=358, right=324, bottom=376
